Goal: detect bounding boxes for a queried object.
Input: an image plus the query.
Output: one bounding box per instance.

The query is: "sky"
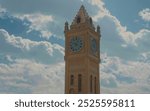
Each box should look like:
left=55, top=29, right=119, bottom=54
left=0, top=0, right=150, bottom=93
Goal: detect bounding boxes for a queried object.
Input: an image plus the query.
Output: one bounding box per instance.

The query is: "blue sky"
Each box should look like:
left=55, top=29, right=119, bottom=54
left=0, top=0, right=150, bottom=93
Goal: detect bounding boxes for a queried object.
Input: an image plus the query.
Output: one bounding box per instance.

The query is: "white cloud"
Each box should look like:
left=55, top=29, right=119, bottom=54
left=101, top=53, right=150, bottom=93
left=0, top=59, right=64, bottom=93
left=89, top=0, right=150, bottom=47
left=139, top=52, right=150, bottom=63
left=0, top=0, right=150, bottom=94
left=89, top=0, right=135, bottom=45
left=15, top=13, right=54, bottom=39
left=139, top=8, right=150, bottom=22
left=119, top=28, right=150, bottom=46
left=0, top=3, right=65, bottom=39
left=1, top=53, right=150, bottom=94
left=89, top=0, right=109, bottom=21
left=5, top=55, right=13, bottom=62
left=0, top=29, right=64, bottom=64
left=0, top=29, right=52, bottom=54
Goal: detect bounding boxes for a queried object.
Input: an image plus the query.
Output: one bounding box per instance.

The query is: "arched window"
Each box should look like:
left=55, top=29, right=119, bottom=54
left=70, top=75, right=74, bottom=86
left=90, top=75, right=93, bottom=93
left=78, top=74, right=82, bottom=93
left=77, top=16, right=81, bottom=24
left=94, top=77, right=96, bottom=93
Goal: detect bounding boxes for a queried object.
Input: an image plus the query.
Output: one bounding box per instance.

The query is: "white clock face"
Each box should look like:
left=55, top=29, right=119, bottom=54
left=70, top=36, right=83, bottom=52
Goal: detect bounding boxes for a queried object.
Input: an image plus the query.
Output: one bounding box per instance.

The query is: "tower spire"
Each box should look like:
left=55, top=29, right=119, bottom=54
left=71, top=5, right=94, bottom=28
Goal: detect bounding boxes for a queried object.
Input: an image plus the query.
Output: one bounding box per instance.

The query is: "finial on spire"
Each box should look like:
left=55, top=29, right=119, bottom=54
left=80, top=5, right=85, bottom=10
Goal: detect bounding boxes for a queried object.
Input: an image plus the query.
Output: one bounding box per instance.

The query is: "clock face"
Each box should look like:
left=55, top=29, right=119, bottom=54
left=91, top=38, right=97, bottom=54
left=70, top=36, right=83, bottom=52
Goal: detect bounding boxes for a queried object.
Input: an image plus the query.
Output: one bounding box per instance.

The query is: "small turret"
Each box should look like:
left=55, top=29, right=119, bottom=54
left=97, top=25, right=101, bottom=37
left=64, top=21, right=69, bottom=32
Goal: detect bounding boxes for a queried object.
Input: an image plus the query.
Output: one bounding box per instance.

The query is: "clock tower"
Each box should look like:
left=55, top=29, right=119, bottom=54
left=64, top=5, right=101, bottom=94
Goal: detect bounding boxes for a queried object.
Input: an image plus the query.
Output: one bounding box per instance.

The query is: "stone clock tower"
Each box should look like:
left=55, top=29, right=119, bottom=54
left=64, top=5, right=101, bottom=94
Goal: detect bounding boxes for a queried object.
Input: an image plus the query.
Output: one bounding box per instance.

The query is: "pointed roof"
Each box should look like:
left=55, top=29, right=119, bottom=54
left=72, top=5, right=91, bottom=25
left=78, top=5, right=89, bottom=18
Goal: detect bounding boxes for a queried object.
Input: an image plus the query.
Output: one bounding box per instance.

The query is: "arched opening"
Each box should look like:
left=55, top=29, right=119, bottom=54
left=77, top=16, right=81, bottom=24
left=78, top=74, right=82, bottom=93
left=90, top=75, right=93, bottom=93
left=94, top=77, right=96, bottom=93
left=70, top=75, right=74, bottom=86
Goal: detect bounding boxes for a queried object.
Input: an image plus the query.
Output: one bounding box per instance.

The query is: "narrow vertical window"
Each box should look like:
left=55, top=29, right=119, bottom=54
left=78, top=74, right=82, bottom=93
left=70, top=75, right=74, bottom=86
left=94, top=77, right=96, bottom=93
left=77, top=16, right=81, bottom=23
left=90, top=75, right=93, bottom=93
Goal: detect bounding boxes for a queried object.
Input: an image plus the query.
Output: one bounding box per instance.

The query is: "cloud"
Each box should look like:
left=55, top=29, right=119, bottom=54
left=0, top=0, right=97, bottom=38
left=90, top=0, right=140, bottom=46
left=1, top=52, right=150, bottom=94
left=101, top=53, right=150, bottom=93
left=139, top=8, right=150, bottom=22
left=139, top=52, right=150, bottom=63
left=15, top=13, right=54, bottom=39
left=0, top=7, right=64, bottom=42
left=89, top=0, right=109, bottom=21
left=99, top=16, right=150, bottom=60
left=0, top=0, right=150, bottom=94
left=0, top=27, right=149, bottom=93
left=89, top=0, right=150, bottom=45
left=0, top=59, right=64, bottom=93
left=0, top=29, right=64, bottom=64
left=88, top=0, right=150, bottom=61
left=0, top=3, right=62, bottom=39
